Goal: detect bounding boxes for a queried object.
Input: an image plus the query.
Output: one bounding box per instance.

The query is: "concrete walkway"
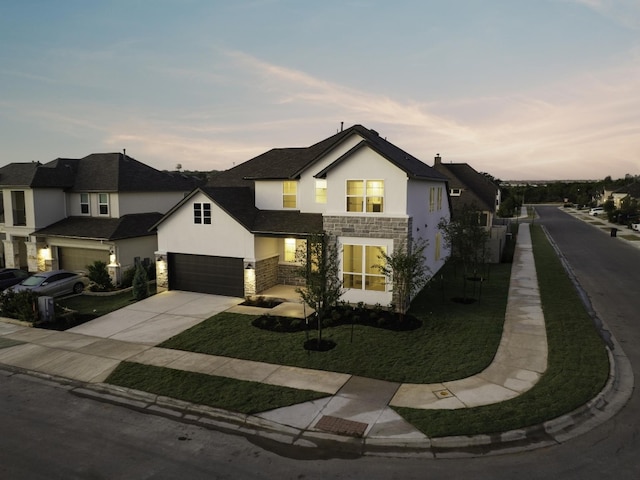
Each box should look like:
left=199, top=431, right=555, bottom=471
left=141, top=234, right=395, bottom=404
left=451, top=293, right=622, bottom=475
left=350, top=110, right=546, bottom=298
left=0, top=223, right=580, bottom=453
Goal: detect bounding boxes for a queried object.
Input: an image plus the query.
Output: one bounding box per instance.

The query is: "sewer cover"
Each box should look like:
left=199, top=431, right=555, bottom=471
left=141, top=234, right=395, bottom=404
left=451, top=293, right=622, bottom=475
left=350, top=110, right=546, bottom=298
left=315, top=415, right=368, bottom=437
left=434, top=389, right=453, bottom=399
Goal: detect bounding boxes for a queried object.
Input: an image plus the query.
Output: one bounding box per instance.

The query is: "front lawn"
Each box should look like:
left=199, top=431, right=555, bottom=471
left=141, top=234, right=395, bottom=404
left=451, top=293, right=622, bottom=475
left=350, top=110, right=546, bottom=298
left=157, top=262, right=510, bottom=384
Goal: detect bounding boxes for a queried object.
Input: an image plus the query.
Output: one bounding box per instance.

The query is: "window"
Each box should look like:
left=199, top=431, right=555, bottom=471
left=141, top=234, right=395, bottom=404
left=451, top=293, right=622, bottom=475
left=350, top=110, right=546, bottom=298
left=315, top=179, right=327, bottom=204
left=80, top=193, right=90, bottom=215
left=429, top=187, right=435, bottom=212
left=346, top=180, right=384, bottom=213
left=194, top=203, right=211, bottom=224
left=283, top=181, right=297, bottom=209
left=450, top=188, right=462, bottom=196
left=0, top=193, right=4, bottom=223
left=11, top=191, right=26, bottom=226
left=437, top=186, right=443, bottom=210
left=284, top=238, right=297, bottom=262
left=98, top=193, right=109, bottom=215
left=342, top=244, right=386, bottom=291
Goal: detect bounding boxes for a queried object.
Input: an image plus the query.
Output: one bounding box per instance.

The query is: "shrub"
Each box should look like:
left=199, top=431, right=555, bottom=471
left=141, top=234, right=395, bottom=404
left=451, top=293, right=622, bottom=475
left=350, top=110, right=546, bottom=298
left=0, top=289, right=40, bottom=323
left=132, top=262, right=149, bottom=301
left=87, top=260, right=114, bottom=292
left=120, top=266, right=136, bottom=289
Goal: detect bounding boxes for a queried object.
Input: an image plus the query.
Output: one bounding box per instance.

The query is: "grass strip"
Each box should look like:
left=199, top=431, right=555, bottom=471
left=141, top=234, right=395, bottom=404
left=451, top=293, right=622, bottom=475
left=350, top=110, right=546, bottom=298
left=106, top=361, right=327, bottom=414
left=394, top=224, right=610, bottom=437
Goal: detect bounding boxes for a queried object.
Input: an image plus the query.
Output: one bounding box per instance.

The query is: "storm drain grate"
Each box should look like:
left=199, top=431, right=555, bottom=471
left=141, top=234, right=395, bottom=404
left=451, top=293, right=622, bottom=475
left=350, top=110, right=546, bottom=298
left=315, top=415, right=368, bottom=437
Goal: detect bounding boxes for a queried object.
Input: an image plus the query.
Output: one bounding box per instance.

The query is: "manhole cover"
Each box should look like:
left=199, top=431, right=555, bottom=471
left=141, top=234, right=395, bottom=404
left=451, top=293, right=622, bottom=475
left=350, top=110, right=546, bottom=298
left=315, top=415, right=368, bottom=437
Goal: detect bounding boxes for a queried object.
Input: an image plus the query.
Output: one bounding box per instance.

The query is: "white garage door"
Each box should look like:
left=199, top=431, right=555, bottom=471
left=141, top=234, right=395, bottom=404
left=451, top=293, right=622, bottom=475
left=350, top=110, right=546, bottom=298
left=58, top=247, right=110, bottom=273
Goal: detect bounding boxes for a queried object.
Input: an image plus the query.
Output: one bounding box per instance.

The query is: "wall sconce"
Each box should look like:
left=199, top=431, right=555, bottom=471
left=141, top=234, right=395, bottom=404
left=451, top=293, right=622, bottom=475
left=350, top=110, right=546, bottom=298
left=245, top=263, right=254, bottom=270
left=157, top=255, right=165, bottom=262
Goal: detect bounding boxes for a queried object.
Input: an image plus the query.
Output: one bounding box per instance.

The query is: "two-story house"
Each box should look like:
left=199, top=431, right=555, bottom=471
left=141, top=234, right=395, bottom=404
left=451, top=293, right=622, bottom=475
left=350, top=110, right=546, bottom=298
left=152, top=124, right=451, bottom=308
left=432, top=154, right=507, bottom=262
left=0, top=153, right=199, bottom=282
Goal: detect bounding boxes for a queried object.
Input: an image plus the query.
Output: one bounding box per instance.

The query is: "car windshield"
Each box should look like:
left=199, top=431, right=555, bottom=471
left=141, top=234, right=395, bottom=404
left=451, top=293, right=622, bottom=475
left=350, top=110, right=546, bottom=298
left=20, top=275, right=47, bottom=287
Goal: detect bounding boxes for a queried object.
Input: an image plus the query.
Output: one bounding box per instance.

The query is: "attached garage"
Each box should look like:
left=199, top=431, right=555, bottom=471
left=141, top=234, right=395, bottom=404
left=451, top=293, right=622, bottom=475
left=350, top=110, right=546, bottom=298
left=168, top=253, right=244, bottom=297
left=58, top=247, right=109, bottom=272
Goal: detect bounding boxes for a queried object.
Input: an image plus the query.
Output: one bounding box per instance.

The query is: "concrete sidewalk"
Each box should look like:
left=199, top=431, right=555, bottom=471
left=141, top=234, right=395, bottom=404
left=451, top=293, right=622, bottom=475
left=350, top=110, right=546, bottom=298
left=0, top=223, right=628, bottom=456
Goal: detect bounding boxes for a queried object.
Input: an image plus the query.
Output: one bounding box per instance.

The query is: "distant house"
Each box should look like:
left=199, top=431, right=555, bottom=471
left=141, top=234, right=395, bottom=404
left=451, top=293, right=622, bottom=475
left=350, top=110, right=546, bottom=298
left=153, top=124, right=452, bottom=308
left=607, top=182, right=640, bottom=209
left=0, top=153, right=199, bottom=283
left=432, top=154, right=506, bottom=263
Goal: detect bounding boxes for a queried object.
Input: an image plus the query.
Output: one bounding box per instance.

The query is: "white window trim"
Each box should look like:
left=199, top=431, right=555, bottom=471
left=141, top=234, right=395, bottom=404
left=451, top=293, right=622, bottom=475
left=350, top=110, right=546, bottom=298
left=346, top=179, right=384, bottom=214
left=98, top=193, right=109, bottom=216
left=340, top=237, right=392, bottom=293
left=80, top=193, right=90, bottom=215
left=193, top=202, right=212, bottom=225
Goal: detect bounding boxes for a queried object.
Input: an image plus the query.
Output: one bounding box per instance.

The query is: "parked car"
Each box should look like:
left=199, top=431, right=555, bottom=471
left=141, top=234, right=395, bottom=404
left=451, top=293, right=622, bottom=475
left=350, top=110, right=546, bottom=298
left=6, top=270, right=89, bottom=297
left=588, top=207, right=604, bottom=216
left=0, top=268, right=30, bottom=290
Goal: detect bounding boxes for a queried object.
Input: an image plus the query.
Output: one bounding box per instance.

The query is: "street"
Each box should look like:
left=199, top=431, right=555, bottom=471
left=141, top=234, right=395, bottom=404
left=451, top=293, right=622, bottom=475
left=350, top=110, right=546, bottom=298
left=1, top=206, right=638, bottom=479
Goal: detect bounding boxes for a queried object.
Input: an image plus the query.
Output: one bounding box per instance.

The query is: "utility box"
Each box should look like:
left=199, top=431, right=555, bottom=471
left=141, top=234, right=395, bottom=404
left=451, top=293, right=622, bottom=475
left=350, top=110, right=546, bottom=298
left=38, top=296, right=55, bottom=323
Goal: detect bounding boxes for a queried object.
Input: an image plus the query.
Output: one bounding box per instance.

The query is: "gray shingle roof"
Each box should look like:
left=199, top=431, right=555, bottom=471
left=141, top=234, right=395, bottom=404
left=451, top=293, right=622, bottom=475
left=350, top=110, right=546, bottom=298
left=208, top=124, right=446, bottom=187
left=32, top=212, right=163, bottom=241
left=0, top=154, right=200, bottom=192
left=433, top=161, right=498, bottom=212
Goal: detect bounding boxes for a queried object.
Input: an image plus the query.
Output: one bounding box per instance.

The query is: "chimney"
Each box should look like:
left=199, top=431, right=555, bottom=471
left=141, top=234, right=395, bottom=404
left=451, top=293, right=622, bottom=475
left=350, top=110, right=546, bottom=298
left=434, top=153, right=441, bottom=166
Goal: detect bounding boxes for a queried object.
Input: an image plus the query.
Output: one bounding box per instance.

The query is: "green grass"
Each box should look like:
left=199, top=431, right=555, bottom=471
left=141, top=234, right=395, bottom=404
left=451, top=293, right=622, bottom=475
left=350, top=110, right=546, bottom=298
left=107, top=361, right=327, bottom=414
left=157, top=263, right=510, bottom=384
left=56, top=285, right=157, bottom=319
left=394, top=225, right=610, bottom=437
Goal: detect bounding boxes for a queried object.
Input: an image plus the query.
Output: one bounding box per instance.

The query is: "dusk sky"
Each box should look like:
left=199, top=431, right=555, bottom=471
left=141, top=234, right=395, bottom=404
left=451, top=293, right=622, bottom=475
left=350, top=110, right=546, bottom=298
left=1, top=0, right=639, bottom=181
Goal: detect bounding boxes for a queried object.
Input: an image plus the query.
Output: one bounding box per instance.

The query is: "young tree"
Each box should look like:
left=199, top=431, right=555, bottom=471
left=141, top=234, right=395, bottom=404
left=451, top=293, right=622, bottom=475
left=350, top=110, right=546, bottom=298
left=438, top=203, right=490, bottom=300
left=295, top=233, right=343, bottom=346
left=375, top=238, right=430, bottom=320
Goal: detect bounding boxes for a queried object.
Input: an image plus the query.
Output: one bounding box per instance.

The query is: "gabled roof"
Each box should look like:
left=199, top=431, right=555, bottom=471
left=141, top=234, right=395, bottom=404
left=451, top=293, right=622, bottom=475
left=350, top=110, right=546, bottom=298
left=152, top=187, right=323, bottom=236
left=433, top=159, right=498, bottom=212
left=0, top=153, right=200, bottom=192
left=207, top=124, right=447, bottom=187
left=32, top=212, right=163, bottom=241
left=613, top=182, right=640, bottom=198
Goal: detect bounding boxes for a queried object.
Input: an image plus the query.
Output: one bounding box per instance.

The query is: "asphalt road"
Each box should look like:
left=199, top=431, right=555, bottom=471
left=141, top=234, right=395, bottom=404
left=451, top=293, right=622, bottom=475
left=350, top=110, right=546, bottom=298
left=1, top=207, right=638, bottom=479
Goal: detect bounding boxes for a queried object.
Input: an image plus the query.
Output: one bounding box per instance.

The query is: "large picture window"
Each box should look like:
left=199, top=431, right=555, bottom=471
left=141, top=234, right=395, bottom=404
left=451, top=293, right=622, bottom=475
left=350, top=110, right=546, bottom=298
left=342, top=244, right=386, bottom=291
left=283, top=181, right=297, bottom=209
left=346, top=180, right=384, bottom=213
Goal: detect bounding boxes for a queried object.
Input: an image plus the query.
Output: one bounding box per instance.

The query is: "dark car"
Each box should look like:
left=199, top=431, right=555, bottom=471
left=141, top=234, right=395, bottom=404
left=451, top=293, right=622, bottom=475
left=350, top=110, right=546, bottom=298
left=7, top=269, right=89, bottom=297
left=0, top=268, right=30, bottom=290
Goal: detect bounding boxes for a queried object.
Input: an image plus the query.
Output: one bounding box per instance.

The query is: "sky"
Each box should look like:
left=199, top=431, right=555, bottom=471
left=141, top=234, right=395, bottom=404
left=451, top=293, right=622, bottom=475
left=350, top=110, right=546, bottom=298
left=1, top=0, right=639, bottom=181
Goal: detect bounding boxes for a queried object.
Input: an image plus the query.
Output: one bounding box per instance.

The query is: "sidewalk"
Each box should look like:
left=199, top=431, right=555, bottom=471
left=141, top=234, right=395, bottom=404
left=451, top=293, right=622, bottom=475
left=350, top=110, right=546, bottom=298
left=0, top=223, right=628, bottom=456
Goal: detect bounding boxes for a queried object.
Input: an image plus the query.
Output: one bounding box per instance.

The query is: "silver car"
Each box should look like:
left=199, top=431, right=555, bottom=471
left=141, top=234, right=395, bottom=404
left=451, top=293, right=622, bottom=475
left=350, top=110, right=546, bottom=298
left=8, top=270, right=89, bottom=297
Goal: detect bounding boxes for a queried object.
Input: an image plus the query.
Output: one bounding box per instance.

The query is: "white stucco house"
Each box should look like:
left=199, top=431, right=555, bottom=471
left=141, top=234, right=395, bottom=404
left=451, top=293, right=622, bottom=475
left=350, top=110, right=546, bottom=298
left=0, top=153, right=199, bottom=282
left=152, top=124, right=452, bottom=308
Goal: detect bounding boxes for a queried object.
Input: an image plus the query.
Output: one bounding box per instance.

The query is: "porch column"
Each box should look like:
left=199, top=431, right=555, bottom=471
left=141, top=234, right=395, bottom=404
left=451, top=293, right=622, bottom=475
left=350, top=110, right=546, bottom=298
left=2, top=239, right=19, bottom=269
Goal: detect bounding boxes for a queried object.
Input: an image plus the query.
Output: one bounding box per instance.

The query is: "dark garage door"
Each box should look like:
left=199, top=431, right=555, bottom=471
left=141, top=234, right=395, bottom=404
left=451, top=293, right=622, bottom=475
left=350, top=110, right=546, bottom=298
left=168, top=253, right=244, bottom=297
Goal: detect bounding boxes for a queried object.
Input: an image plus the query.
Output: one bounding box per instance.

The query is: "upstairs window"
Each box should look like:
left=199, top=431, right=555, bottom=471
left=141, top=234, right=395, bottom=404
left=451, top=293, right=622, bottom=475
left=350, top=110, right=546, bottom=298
left=98, top=193, right=109, bottom=215
left=346, top=180, right=384, bottom=213
left=11, top=191, right=26, bottom=226
left=80, top=193, right=90, bottom=215
left=0, top=193, right=4, bottom=223
left=194, top=202, right=211, bottom=224
left=450, top=188, right=462, bottom=196
left=283, top=181, right=297, bottom=208
left=315, top=179, right=327, bottom=204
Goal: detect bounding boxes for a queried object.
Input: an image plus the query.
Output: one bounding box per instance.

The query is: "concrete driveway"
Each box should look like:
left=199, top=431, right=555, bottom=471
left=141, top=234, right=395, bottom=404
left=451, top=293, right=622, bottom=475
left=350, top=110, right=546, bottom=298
left=69, top=291, right=242, bottom=346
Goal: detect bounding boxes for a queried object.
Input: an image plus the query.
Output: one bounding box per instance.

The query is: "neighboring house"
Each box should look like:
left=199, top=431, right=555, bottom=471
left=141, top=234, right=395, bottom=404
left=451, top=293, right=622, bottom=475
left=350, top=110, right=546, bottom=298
left=0, top=153, right=199, bottom=283
left=153, top=124, right=452, bottom=308
left=432, top=154, right=506, bottom=263
left=607, top=182, right=640, bottom=209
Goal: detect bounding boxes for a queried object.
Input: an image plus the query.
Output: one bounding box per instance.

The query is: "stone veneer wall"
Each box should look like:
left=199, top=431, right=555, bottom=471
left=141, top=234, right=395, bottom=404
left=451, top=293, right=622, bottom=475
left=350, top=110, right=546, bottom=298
left=323, top=215, right=413, bottom=309
left=277, top=263, right=305, bottom=287
left=255, top=255, right=279, bottom=293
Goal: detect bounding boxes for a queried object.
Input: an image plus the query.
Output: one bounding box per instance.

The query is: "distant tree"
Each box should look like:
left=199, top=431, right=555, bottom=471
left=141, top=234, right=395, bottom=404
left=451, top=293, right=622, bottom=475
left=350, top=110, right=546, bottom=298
left=375, top=238, right=430, bottom=320
left=295, top=233, right=343, bottom=347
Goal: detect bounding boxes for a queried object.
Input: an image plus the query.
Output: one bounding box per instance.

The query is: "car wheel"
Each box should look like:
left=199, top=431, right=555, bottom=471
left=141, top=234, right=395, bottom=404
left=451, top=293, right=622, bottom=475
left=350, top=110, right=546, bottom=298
left=73, top=282, right=84, bottom=294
